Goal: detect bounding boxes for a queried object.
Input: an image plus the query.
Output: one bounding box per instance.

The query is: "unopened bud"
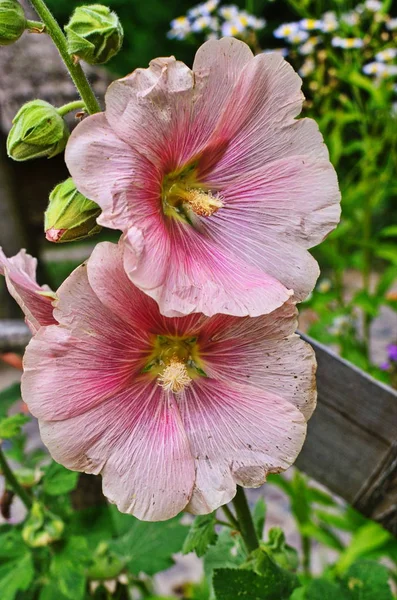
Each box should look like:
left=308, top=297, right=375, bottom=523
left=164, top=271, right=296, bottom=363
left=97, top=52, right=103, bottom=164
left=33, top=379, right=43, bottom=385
left=7, top=100, right=69, bottom=161
left=65, top=4, right=123, bottom=65
left=0, top=0, right=26, bottom=46
left=45, top=178, right=102, bottom=243
left=22, top=502, right=64, bottom=548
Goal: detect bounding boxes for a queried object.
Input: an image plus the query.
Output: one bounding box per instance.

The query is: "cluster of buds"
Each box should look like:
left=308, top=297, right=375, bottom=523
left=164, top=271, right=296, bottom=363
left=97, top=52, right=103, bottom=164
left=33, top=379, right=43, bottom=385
left=0, top=0, right=26, bottom=46
left=3, top=4, right=123, bottom=242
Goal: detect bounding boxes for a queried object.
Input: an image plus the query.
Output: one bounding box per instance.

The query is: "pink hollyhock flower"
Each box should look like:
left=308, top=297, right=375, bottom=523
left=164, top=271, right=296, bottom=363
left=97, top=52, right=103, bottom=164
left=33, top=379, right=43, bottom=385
left=66, top=37, right=340, bottom=318
left=0, top=247, right=56, bottom=334
left=22, top=241, right=316, bottom=521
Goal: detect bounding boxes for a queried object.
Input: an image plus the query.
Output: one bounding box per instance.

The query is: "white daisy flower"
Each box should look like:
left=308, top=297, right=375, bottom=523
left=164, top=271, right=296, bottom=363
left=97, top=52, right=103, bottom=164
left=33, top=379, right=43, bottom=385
left=386, top=18, right=397, bottom=30
left=168, top=16, right=191, bottom=40
left=191, top=15, right=214, bottom=31
left=320, top=11, right=338, bottom=32
left=364, top=0, right=382, bottom=11
left=375, top=48, right=397, bottom=62
left=219, top=4, right=239, bottom=20
left=287, top=30, right=309, bottom=44
left=273, top=22, right=300, bottom=39
left=332, top=36, right=364, bottom=48
left=299, top=18, right=323, bottom=31
left=317, top=279, right=332, bottom=293
left=299, top=58, right=315, bottom=77
left=298, top=36, right=322, bottom=55
left=341, top=11, right=360, bottom=26
left=362, top=61, right=387, bottom=75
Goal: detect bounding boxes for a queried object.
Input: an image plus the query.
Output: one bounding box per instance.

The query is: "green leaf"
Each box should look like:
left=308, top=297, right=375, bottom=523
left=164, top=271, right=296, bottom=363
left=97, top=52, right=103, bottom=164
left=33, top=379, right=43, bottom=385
left=42, top=461, right=79, bottom=496
left=375, top=266, right=397, bottom=297
left=50, top=537, right=91, bottom=600
left=204, top=529, right=247, bottom=579
left=304, top=579, right=350, bottom=600
left=109, top=514, right=188, bottom=576
left=213, top=565, right=296, bottom=600
left=343, top=560, right=393, bottom=600
left=262, top=528, right=299, bottom=572
left=336, top=523, right=392, bottom=572
left=0, top=383, right=21, bottom=418
left=0, top=413, right=30, bottom=438
left=38, top=583, right=70, bottom=600
left=306, top=487, right=336, bottom=507
left=379, top=225, right=397, bottom=237
left=182, top=513, right=218, bottom=558
left=299, top=522, right=344, bottom=551
left=291, top=471, right=310, bottom=525
left=0, top=553, right=34, bottom=600
left=253, top=498, right=266, bottom=539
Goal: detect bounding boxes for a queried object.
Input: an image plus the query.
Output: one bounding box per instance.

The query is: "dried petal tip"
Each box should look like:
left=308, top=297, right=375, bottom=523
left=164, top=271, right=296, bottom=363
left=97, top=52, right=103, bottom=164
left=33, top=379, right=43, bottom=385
left=184, top=189, right=223, bottom=217
left=158, top=358, right=192, bottom=393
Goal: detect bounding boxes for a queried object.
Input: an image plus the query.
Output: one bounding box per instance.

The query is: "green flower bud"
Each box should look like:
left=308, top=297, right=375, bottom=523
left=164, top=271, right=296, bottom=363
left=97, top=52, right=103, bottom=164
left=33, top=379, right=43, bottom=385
left=65, top=4, right=123, bottom=65
left=86, top=543, right=125, bottom=581
left=45, top=178, right=102, bottom=243
left=0, top=0, right=26, bottom=46
left=22, top=502, right=64, bottom=548
left=7, top=100, right=69, bottom=162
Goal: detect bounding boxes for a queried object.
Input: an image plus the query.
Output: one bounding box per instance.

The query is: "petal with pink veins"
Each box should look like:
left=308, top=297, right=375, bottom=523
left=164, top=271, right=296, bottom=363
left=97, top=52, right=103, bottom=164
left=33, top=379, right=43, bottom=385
left=179, top=379, right=307, bottom=514
left=0, top=247, right=56, bottom=334
left=39, top=382, right=195, bottom=521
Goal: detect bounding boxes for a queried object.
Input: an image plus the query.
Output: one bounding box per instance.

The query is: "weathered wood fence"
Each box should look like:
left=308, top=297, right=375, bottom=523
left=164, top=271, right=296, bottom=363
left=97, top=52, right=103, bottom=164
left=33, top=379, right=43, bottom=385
left=1, top=322, right=396, bottom=536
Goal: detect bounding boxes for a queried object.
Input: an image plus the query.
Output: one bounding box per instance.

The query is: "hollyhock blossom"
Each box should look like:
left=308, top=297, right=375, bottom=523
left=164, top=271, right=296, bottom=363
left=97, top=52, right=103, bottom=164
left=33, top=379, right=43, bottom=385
left=21, top=241, right=316, bottom=521
left=0, top=247, right=56, bottom=334
left=66, top=37, right=340, bottom=318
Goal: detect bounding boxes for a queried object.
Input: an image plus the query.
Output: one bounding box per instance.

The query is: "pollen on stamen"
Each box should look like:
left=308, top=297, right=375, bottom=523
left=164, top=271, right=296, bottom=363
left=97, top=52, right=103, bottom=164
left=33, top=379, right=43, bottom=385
left=157, top=358, right=192, bottom=393
left=184, top=189, right=224, bottom=217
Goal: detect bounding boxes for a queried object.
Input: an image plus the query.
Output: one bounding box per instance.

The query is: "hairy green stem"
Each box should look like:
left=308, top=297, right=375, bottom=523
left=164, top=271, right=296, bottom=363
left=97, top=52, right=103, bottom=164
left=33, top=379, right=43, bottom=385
left=57, top=100, right=86, bottom=116
left=231, top=486, right=259, bottom=553
left=29, top=0, right=101, bottom=115
left=0, top=446, right=32, bottom=510
left=221, top=504, right=240, bottom=530
left=26, top=19, right=45, bottom=31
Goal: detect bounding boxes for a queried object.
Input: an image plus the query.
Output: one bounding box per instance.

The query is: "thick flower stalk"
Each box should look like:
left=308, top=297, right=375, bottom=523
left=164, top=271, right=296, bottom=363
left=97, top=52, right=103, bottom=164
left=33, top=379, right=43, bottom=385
left=66, top=37, right=340, bottom=318
left=1, top=243, right=316, bottom=521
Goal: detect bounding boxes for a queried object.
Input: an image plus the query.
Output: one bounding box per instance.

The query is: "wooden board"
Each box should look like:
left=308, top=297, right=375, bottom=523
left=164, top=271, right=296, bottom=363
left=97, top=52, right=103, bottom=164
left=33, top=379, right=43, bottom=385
left=297, top=334, right=397, bottom=536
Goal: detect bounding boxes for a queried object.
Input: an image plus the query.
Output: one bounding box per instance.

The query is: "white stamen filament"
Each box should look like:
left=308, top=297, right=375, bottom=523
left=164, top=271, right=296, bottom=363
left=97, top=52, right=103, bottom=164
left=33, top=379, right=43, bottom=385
left=157, top=358, right=192, bottom=393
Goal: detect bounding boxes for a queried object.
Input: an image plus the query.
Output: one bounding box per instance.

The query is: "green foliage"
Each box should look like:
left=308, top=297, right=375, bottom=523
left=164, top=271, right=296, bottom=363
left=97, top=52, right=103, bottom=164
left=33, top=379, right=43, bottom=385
left=0, top=382, right=21, bottom=417
left=183, top=513, right=218, bottom=558
left=0, top=413, right=29, bottom=438
left=42, top=461, right=79, bottom=496
left=108, top=512, right=188, bottom=576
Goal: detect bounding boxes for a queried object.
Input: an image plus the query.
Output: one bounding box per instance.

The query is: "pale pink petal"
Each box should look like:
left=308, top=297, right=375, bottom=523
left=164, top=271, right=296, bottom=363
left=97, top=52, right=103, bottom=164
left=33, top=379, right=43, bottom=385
left=199, top=301, right=316, bottom=420
left=105, top=57, right=196, bottom=170
left=178, top=379, right=307, bottom=514
left=123, top=221, right=292, bottom=318
left=0, top=247, right=56, bottom=334
left=65, top=113, right=160, bottom=232
left=201, top=52, right=317, bottom=180
left=38, top=382, right=195, bottom=520
left=22, top=264, right=150, bottom=421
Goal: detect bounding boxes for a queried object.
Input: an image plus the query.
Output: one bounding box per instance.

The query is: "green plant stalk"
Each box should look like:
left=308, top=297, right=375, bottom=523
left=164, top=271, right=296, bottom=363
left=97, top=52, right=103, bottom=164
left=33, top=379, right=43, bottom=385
left=57, top=100, right=86, bottom=116
left=302, top=533, right=311, bottom=576
left=222, top=503, right=240, bottom=530
left=29, top=0, right=101, bottom=115
left=26, top=19, right=45, bottom=30
left=0, top=445, right=32, bottom=510
left=231, top=486, right=259, bottom=552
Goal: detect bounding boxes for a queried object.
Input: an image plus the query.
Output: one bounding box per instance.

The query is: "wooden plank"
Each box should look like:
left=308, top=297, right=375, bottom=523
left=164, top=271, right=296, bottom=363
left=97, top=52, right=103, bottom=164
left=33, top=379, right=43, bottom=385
left=297, top=334, right=397, bottom=536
